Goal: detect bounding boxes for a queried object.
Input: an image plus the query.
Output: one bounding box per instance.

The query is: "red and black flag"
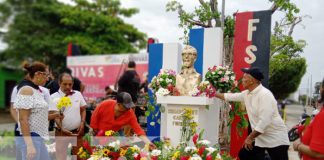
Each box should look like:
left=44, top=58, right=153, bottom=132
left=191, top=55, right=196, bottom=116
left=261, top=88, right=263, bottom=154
left=67, top=42, right=81, bottom=56
left=233, top=10, right=272, bottom=88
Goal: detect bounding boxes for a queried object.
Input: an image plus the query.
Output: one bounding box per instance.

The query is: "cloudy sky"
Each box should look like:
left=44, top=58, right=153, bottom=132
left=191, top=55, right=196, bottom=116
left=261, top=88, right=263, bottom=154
left=5, top=0, right=323, bottom=93
left=115, top=0, right=323, bottom=94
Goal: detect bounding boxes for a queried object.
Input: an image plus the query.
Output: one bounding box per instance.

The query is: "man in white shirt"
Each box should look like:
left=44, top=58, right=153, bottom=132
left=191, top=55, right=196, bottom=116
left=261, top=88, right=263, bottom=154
left=49, top=73, right=86, bottom=160
left=215, top=67, right=290, bottom=160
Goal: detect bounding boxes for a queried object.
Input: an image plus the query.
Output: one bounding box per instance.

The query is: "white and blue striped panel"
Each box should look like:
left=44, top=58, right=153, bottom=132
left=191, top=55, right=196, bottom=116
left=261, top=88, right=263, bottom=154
left=189, top=28, right=223, bottom=80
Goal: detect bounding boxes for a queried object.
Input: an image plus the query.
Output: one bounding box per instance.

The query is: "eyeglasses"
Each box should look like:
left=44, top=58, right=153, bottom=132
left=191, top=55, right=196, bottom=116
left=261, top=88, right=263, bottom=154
left=37, top=71, right=50, bottom=78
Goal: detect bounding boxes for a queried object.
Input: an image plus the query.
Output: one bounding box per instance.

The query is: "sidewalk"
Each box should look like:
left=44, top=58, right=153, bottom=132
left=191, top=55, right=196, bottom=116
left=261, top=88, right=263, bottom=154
left=285, top=104, right=313, bottom=160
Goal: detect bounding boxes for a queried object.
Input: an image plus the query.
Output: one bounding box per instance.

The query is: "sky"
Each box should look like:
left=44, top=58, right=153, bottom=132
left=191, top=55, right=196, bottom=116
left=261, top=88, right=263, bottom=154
left=4, top=0, right=324, bottom=94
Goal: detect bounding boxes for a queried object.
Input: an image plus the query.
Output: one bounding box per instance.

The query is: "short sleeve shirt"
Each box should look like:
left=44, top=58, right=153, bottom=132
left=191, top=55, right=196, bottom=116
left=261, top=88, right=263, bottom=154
left=14, top=86, right=49, bottom=139
left=49, top=89, right=86, bottom=131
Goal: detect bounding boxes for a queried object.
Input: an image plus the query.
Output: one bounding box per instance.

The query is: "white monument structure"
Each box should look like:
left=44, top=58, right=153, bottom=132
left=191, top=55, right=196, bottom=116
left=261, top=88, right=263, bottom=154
left=156, top=28, right=224, bottom=146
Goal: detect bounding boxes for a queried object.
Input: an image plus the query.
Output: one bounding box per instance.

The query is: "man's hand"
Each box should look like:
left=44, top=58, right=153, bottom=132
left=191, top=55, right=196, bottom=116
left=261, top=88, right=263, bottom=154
left=243, top=136, right=254, bottom=151
left=62, top=129, right=73, bottom=136
left=148, top=143, right=157, bottom=150
left=77, top=122, right=85, bottom=136
left=27, top=144, right=36, bottom=160
left=293, top=140, right=301, bottom=151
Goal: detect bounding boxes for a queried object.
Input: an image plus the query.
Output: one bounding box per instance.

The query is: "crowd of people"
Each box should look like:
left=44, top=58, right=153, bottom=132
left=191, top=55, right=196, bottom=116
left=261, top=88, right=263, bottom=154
left=9, top=60, right=324, bottom=160
left=10, top=61, right=151, bottom=160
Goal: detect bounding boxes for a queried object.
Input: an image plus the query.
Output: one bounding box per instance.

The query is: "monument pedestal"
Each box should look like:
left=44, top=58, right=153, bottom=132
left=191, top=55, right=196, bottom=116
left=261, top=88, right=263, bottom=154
left=157, top=96, right=221, bottom=146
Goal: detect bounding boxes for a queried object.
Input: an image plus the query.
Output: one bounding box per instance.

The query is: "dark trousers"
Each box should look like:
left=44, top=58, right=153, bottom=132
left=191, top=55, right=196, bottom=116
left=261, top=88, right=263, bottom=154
left=239, top=144, right=289, bottom=160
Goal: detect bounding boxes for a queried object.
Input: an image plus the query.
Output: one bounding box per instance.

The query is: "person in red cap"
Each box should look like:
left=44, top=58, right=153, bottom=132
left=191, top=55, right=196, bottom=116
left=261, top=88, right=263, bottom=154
left=90, top=92, right=155, bottom=148
left=214, top=67, right=290, bottom=160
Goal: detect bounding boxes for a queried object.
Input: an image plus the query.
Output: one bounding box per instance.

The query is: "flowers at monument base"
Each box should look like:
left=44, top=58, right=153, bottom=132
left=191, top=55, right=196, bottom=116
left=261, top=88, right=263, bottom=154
left=149, top=69, right=176, bottom=96
left=205, top=65, right=237, bottom=93
left=190, top=81, right=216, bottom=98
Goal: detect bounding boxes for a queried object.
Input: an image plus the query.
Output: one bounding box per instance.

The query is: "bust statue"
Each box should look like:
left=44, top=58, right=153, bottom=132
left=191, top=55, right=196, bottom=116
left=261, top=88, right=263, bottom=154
left=175, top=45, right=201, bottom=96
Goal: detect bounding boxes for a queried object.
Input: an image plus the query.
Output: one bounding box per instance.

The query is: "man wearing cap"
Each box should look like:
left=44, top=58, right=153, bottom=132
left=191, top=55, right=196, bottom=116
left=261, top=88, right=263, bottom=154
left=214, top=67, right=290, bottom=160
left=90, top=92, right=155, bottom=148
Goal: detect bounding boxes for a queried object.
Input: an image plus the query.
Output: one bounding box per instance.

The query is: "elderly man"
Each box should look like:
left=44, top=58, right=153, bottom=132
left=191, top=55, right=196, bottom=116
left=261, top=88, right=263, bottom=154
left=214, top=67, right=290, bottom=160
left=175, top=45, right=201, bottom=95
left=49, top=73, right=87, bottom=160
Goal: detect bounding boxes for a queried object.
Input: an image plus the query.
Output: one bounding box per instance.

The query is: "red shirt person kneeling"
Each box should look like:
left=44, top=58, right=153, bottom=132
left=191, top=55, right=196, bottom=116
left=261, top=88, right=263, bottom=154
left=90, top=92, right=155, bottom=148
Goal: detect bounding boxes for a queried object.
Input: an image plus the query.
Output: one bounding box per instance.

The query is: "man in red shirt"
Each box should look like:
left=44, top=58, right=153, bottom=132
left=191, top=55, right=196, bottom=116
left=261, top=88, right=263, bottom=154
left=90, top=92, right=154, bottom=147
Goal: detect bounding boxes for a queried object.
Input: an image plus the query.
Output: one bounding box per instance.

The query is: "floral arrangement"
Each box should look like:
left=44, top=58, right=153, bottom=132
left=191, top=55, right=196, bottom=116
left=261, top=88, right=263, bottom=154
left=56, top=96, right=72, bottom=111
left=189, top=81, right=216, bottom=98
left=149, top=69, right=177, bottom=96
left=180, top=108, right=198, bottom=147
left=205, top=65, right=237, bottom=93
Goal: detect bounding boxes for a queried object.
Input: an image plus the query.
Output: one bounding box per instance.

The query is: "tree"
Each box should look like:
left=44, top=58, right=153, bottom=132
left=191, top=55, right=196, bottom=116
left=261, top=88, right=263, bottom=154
left=166, top=0, right=307, bottom=99
left=0, top=0, right=146, bottom=70
left=269, top=54, right=306, bottom=99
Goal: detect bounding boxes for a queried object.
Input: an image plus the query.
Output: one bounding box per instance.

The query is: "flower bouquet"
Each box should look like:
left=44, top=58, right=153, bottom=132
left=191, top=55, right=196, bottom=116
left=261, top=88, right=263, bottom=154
left=205, top=65, right=237, bottom=93
left=189, top=81, right=216, bottom=98
left=149, top=69, right=177, bottom=96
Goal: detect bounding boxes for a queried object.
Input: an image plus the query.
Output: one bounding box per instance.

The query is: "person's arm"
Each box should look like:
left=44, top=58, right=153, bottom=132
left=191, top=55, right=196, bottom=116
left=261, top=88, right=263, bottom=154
left=77, top=106, right=86, bottom=135
left=48, top=111, right=62, bottom=120
left=10, top=103, right=18, bottom=122
left=293, top=142, right=324, bottom=158
left=253, top=95, right=276, bottom=134
left=244, top=130, right=262, bottom=150
left=10, top=86, right=18, bottom=122
left=216, top=92, right=245, bottom=102
left=90, top=103, right=102, bottom=133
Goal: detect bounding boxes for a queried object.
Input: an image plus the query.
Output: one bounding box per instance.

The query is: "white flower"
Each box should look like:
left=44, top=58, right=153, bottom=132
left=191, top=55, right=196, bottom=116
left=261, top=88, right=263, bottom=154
left=108, top=140, right=120, bottom=148
left=189, top=155, right=202, bottom=160
left=101, top=158, right=111, bottom=160
left=151, top=149, right=162, bottom=156
left=224, top=76, right=229, bottom=82
left=133, top=153, right=139, bottom=158
left=185, top=146, right=197, bottom=153
left=218, top=71, right=223, bottom=74
left=132, top=145, right=141, bottom=151
left=189, top=86, right=200, bottom=96
left=156, top=88, right=170, bottom=96
left=231, top=76, right=235, bottom=80
left=205, top=147, right=217, bottom=154
left=198, top=140, right=211, bottom=145
left=216, top=153, right=222, bottom=159
left=225, top=71, right=231, bottom=75
left=159, top=78, right=164, bottom=82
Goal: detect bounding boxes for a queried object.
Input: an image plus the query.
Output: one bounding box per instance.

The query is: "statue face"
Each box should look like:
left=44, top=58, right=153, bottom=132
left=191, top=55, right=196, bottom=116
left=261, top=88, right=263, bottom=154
left=182, top=50, right=197, bottom=68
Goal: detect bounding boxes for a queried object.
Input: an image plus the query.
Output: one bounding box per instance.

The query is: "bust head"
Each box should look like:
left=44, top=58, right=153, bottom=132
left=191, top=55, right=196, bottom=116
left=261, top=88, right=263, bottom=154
left=182, top=45, right=197, bottom=68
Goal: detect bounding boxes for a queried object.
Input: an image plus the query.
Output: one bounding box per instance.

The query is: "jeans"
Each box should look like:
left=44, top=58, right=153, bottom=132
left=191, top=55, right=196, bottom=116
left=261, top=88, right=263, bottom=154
left=15, top=132, right=50, bottom=160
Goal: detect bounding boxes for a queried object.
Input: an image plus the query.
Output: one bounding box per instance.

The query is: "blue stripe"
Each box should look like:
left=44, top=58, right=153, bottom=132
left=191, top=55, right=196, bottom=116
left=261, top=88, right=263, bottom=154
left=189, top=28, right=204, bottom=75
left=147, top=43, right=163, bottom=138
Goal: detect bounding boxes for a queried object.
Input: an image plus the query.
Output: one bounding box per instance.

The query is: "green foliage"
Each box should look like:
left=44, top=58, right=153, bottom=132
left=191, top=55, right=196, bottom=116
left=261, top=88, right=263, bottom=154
left=166, top=0, right=220, bottom=43
left=269, top=54, right=307, bottom=99
left=0, top=0, right=146, bottom=70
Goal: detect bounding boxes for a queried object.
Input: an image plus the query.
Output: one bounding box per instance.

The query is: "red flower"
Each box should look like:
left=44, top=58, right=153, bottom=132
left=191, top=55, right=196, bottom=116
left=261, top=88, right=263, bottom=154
left=151, top=156, right=158, bottom=160
left=198, top=146, right=206, bottom=156
left=82, top=141, right=92, bottom=154
left=109, top=151, right=120, bottom=160
left=167, top=84, right=174, bottom=92
left=96, top=130, right=105, bottom=136
left=206, top=155, right=213, bottom=160
left=193, top=134, right=199, bottom=145
left=180, top=156, right=190, bottom=160
left=134, top=154, right=141, bottom=160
